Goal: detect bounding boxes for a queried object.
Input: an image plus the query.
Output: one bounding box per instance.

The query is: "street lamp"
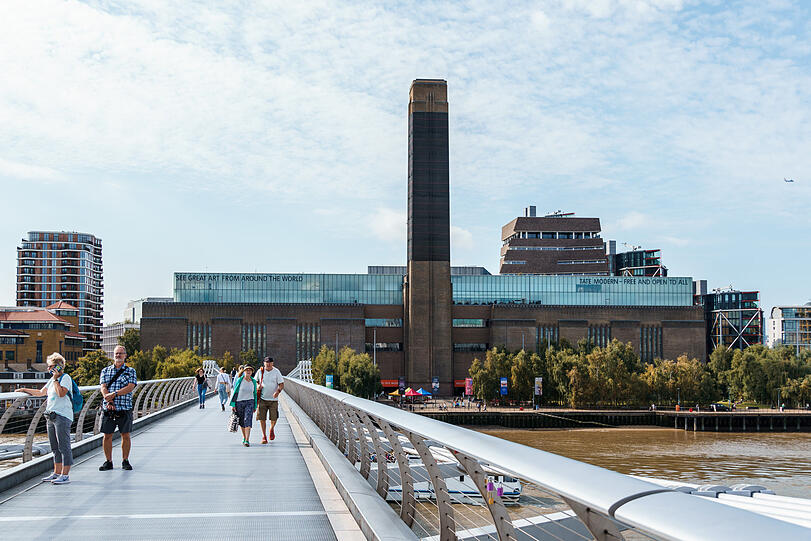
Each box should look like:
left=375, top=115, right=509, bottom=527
left=677, top=387, right=681, bottom=406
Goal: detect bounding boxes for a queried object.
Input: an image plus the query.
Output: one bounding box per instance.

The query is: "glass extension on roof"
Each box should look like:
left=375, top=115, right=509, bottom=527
left=451, top=275, right=693, bottom=306
left=174, top=273, right=404, bottom=304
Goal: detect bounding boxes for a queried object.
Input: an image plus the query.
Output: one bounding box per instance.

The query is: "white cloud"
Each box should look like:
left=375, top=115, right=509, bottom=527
left=451, top=225, right=475, bottom=252
left=0, top=157, right=65, bottom=182
left=615, top=212, right=650, bottom=231
left=369, top=208, right=406, bottom=243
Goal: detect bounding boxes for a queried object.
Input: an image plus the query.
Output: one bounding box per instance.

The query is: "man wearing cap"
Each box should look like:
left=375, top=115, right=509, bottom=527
left=255, top=356, right=284, bottom=444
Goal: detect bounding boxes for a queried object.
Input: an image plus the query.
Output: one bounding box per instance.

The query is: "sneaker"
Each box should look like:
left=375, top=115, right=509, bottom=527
left=122, top=460, right=133, bottom=471
left=99, top=461, right=113, bottom=471
left=42, top=473, right=59, bottom=482
left=202, top=403, right=205, bottom=409
left=221, top=403, right=225, bottom=411
left=51, top=475, right=70, bottom=485
left=269, top=427, right=275, bottom=441
left=243, top=440, right=250, bottom=447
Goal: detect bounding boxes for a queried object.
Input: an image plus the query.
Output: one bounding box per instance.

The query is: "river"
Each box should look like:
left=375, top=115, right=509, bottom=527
left=475, top=427, right=811, bottom=498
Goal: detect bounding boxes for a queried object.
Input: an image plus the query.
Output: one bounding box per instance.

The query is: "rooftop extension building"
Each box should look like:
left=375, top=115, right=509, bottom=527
left=500, top=207, right=609, bottom=276
left=769, top=304, right=811, bottom=355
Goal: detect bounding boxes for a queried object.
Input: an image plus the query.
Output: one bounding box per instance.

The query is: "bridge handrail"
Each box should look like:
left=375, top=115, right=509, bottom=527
left=0, top=376, right=193, bottom=401
left=283, top=377, right=808, bottom=541
left=0, top=375, right=206, bottom=466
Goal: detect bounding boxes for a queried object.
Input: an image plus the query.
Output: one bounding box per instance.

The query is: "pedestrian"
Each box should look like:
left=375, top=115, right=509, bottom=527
left=18, top=353, right=75, bottom=484
left=255, top=357, right=284, bottom=444
left=215, top=366, right=231, bottom=411
left=229, top=365, right=257, bottom=446
left=99, top=345, right=138, bottom=471
left=195, top=368, right=208, bottom=409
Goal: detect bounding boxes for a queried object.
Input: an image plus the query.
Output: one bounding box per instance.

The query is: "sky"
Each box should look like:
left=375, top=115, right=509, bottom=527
left=0, top=0, right=809, bottom=324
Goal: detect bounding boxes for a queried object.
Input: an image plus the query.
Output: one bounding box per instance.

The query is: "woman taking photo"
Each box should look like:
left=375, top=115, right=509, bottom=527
left=195, top=368, right=208, bottom=409
left=229, top=365, right=257, bottom=446
left=18, top=353, right=75, bottom=484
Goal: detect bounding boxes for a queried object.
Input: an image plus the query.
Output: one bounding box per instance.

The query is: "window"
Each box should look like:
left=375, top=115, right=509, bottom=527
left=575, top=232, right=583, bottom=239
left=558, top=232, right=573, bottom=239
left=527, top=232, right=540, bottom=239
left=542, top=232, right=556, bottom=239
left=365, top=342, right=402, bottom=352
left=453, top=319, right=486, bottom=327
left=503, top=260, right=526, bottom=265
left=365, top=318, right=403, bottom=327
left=453, top=343, right=487, bottom=352
left=4, top=351, right=13, bottom=361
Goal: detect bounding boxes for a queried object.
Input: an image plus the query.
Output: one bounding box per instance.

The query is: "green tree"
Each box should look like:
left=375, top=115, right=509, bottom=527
left=220, top=351, right=236, bottom=372
left=312, top=345, right=338, bottom=389
left=117, top=328, right=141, bottom=357
left=130, top=349, right=156, bottom=381
left=239, top=349, right=258, bottom=370
left=510, top=349, right=535, bottom=401
left=470, top=355, right=499, bottom=401
left=155, top=348, right=203, bottom=379
left=68, top=350, right=112, bottom=385
left=342, top=353, right=382, bottom=398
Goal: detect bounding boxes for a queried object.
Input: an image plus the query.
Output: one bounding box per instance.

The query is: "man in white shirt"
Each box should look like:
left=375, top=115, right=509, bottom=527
left=215, top=367, right=231, bottom=411
left=255, top=356, right=284, bottom=444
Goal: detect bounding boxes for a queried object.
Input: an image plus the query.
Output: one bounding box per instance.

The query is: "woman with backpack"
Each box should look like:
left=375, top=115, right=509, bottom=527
left=195, top=367, right=208, bottom=409
left=18, top=353, right=76, bottom=484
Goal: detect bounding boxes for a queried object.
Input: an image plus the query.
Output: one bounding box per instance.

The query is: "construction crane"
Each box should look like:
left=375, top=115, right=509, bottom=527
left=622, top=243, right=642, bottom=251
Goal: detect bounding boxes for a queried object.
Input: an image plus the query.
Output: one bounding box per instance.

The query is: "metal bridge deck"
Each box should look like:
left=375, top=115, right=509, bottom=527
left=0, top=400, right=345, bottom=540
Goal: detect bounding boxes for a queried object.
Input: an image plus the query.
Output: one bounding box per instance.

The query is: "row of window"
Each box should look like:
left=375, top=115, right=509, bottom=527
left=188, top=323, right=212, bottom=356
left=507, top=246, right=604, bottom=252
left=587, top=325, right=611, bottom=348
left=2, top=351, right=15, bottom=360
left=453, top=319, right=486, bottom=328
left=0, top=323, right=69, bottom=330
left=640, top=326, right=663, bottom=363
left=0, top=337, right=26, bottom=344
left=364, top=318, right=403, bottom=327
left=558, top=259, right=606, bottom=265
left=365, top=342, right=402, bottom=352
left=503, top=261, right=526, bottom=265
left=509, top=231, right=600, bottom=240
left=453, top=343, right=488, bottom=352
left=297, top=323, right=320, bottom=362
left=28, top=233, right=97, bottom=244
left=242, top=324, right=265, bottom=360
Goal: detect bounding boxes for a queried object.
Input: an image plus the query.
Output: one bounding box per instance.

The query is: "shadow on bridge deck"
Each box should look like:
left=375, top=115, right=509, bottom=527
left=0, top=398, right=359, bottom=540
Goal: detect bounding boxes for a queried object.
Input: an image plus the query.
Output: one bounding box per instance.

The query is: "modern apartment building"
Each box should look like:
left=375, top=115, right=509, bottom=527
left=769, top=304, right=811, bottom=354
left=17, top=231, right=103, bottom=351
left=694, top=288, right=763, bottom=353
left=500, top=208, right=609, bottom=275
left=608, top=242, right=667, bottom=277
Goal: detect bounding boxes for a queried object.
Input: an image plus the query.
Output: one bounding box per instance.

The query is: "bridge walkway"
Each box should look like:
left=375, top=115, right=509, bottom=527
left=0, top=397, right=363, bottom=540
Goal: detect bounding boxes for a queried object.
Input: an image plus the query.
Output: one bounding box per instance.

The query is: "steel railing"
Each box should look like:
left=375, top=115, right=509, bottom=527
left=283, top=375, right=809, bottom=541
left=0, top=375, right=205, bottom=467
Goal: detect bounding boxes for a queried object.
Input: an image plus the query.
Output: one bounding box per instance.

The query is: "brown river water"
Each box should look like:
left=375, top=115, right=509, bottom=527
left=475, top=427, right=811, bottom=498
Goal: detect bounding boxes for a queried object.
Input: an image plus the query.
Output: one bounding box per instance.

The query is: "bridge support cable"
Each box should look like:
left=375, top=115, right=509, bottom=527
left=453, top=450, right=517, bottom=541
left=379, top=419, right=416, bottom=528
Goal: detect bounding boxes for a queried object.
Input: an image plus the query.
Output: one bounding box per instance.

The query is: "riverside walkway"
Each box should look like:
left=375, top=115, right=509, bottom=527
left=0, top=397, right=363, bottom=541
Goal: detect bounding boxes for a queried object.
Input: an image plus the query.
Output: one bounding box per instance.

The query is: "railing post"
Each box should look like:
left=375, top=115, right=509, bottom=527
left=347, top=409, right=367, bottom=475
left=405, top=431, right=457, bottom=541
left=0, top=396, right=27, bottom=434
left=561, top=497, right=623, bottom=541
left=134, top=381, right=154, bottom=419
left=156, top=381, right=172, bottom=409
left=75, top=389, right=100, bottom=442
left=344, top=407, right=362, bottom=467
left=23, top=401, right=49, bottom=462
left=359, top=412, right=390, bottom=496
left=335, top=401, right=349, bottom=456
left=379, top=419, right=415, bottom=528
left=452, top=451, right=517, bottom=540
left=142, top=381, right=162, bottom=416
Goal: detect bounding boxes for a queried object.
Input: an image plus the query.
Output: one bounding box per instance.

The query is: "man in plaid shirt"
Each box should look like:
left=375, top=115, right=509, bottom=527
left=99, top=345, right=138, bottom=471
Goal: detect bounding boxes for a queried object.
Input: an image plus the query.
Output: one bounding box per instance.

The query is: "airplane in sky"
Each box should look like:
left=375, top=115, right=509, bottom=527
left=784, top=178, right=795, bottom=183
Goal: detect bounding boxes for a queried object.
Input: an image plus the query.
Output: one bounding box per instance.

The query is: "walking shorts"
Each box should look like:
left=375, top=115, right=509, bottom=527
left=257, top=399, right=279, bottom=421
left=101, top=409, right=134, bottom=434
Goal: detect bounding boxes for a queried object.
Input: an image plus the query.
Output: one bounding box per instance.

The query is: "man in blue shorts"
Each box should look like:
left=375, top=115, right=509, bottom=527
left=99, top=345, right=138, bottom=471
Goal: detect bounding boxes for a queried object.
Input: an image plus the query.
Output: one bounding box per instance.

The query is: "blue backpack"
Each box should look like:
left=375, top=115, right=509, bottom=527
left=62, top=375, right=83, bottom=414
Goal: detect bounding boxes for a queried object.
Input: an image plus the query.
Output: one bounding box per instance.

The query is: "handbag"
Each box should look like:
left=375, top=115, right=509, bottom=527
left=228, top=411, right=239, bottom=432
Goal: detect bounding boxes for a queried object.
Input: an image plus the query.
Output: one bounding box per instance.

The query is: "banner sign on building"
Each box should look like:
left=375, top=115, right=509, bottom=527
left=432, top=377, right=439, bottom=392
left=500, top=377, right=508, bottom=396
left=380, top=379, right=398, bottom=387
left=399, top=376, right=406, bottom=393
left=534, top=377, right=543, bottom=396
left=325, top=374, right=333, bottom=389
left=464, top=378, right=473, bottom=396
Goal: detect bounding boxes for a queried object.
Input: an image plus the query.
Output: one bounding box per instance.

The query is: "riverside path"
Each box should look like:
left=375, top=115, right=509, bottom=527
left=0, top=396, right=364, bottom=541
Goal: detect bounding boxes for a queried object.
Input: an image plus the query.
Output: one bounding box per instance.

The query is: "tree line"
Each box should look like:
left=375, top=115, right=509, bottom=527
left=469, top=339, right=811, bottom=408
left=311, top=345, right=382, bottom=399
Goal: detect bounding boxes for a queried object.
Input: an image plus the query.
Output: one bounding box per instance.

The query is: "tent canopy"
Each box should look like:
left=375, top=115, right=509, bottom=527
left=416, top=388, right=432, bottom=396
left=404, top=388, right=421, bottom=397
left=388, top=389, right=400, bottom=396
